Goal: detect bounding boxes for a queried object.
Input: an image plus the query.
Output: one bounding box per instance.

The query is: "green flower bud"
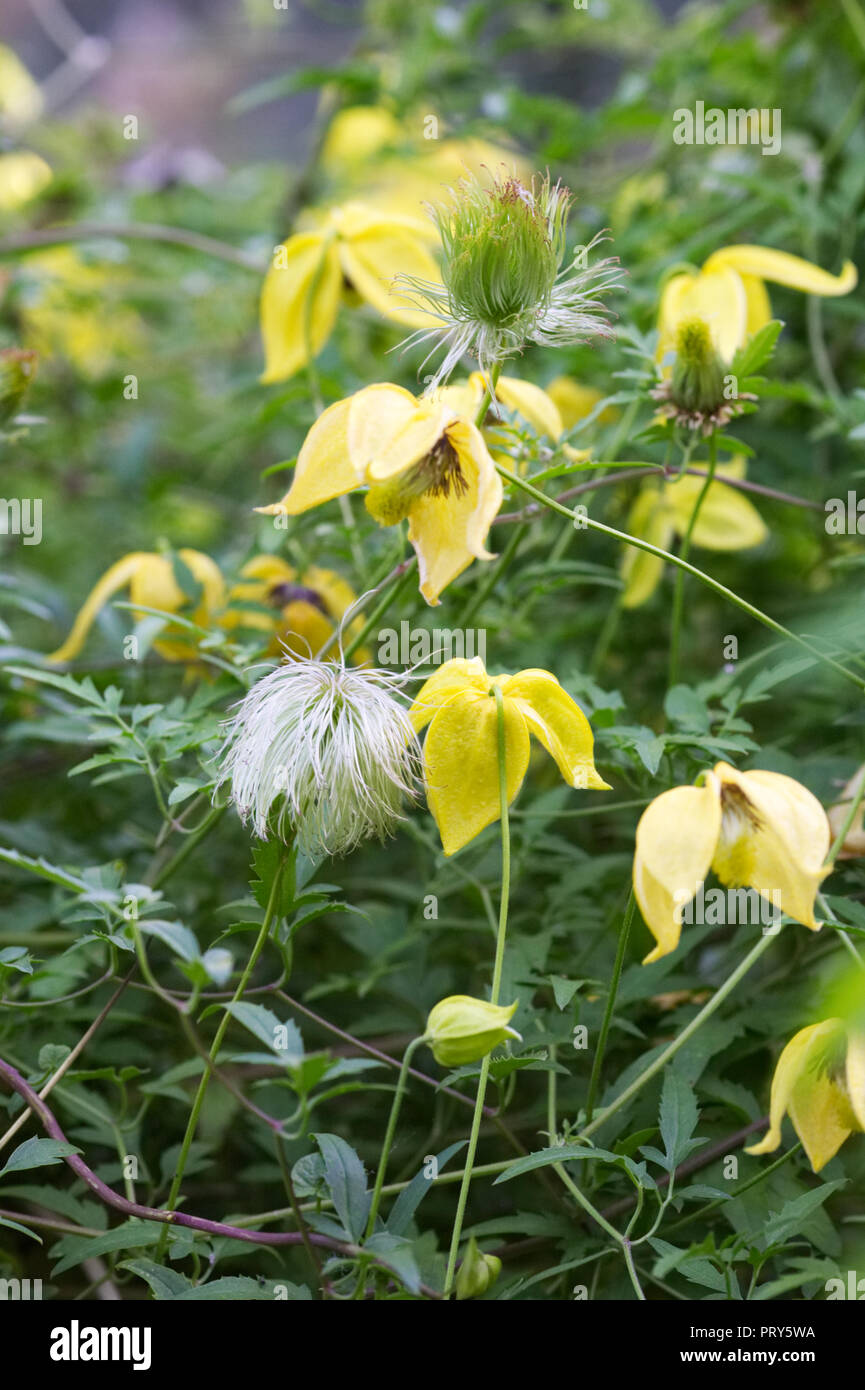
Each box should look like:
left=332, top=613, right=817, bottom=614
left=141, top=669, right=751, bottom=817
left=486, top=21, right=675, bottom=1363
left=670, top=318, right=726, bottom=415
left=456, top=1237, right=502, bottom=1300
left=440, top=174, right=563, bottom=339
left=0, top=348, right=37, bottom=425
left=425, top=994, right=520, bottom=1067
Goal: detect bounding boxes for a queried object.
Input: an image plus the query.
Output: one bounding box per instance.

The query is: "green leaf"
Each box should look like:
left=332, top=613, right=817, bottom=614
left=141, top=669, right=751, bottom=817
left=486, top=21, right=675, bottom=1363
left=387, top=1142, right=466, bottom=1236
left=314, top=1133, right=370, bottom=1242
left=363, top=1232, right=421, bottom=1295
left=0, top=1137, right=81, bottom=1179
left=730, top=319, right=783, bottom=378
left=137, top=918, right=200, bottom=962
left=657, top=1069, right=704, bottom=1171
left=224, top=1002, right=303, bottom=1064
left=763, top=1180, right=846, bottom=1247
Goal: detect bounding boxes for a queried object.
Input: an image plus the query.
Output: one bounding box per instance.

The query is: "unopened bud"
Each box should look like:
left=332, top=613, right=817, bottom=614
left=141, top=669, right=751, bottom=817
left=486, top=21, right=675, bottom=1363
left=425, top=994, right=520, bottom=1067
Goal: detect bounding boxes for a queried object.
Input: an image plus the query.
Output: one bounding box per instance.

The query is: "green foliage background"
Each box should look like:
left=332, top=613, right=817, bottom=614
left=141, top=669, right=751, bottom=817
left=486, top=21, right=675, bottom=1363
left=1, top=0, right=865, bottom=1301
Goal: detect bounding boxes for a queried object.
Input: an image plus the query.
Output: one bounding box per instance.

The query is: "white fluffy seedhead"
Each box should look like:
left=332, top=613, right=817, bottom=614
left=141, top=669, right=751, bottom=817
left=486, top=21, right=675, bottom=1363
left=216, top=656, right=422, bottom=857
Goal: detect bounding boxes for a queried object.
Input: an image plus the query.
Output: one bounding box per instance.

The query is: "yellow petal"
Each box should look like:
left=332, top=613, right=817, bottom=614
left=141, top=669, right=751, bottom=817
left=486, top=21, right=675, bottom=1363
left=410, top=658, right=490, bottom=734
left=338, top=218, right=443, bottom=329
left=620, top=485, right=676, bottom=609
left=546, top=377, right=611, bottom=429
left=497, top=670, right=610, bottom=790
left=139, top=550, right=224, bottom=662
left=321, top=106, right=402, bottom=175
left=0, top=45, right=44, bottom=123
left=347, top=382, right=420, bottom=476
left=366, top=400, right=451, bottom=483
left=846, top=1032, right=865, bottom=1133
left=666, top=477, right=768, bottom=551
left=303, top=564, right=369, bottom=662
left=704, top=245, right=858, bottom=298
left=657, top=267, right=747, bottom=364
left=495, top=375, right=564, bottom=440
left=257, top=395, right=359, bottom=517
left=633, top=779, right=722, bottom=963
left=712, top=765, right=831, bottom=930
left=746, top=1020, right=847, bottom=1168
left=739, top=273, right=772, bottom=336
left=47, top=553, right=148, bottom=663
left=407, top=421, right=502, bottom=604
left=277, top=600, right=336, bottom=661
left=424, top=688, right=530, bottom=855
left=259, top=234, right=342, bottom=384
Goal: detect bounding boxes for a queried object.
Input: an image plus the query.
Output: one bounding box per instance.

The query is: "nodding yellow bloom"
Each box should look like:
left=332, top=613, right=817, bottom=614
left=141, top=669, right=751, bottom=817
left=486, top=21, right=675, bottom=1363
left=260, top=203, right=442, bottom=384
left=436, top=372, right=590, bottom=466
left=657, top=245, right=858, bottom=365
left=410, top=657, right=610, bottom=854
left=0, top=151, right=52, bottom=211
left=634, top=762, right=831, bottom=963
left=47, top=550, right=225, bottom=664
left=257, top=384, right=503, bottom=606
left=620, top=457, right=767, bottom=609
left=224, top=554, right=370, bottom=662
left=746, top=1019, right=865, bottom=1172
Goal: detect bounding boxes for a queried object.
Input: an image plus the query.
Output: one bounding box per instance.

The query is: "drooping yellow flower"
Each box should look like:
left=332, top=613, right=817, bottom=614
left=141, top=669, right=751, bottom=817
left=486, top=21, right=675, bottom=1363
left=223, top=554, right=369, bottom=662
left=425, top=994, right=520, bottom=1067
left=437, top=372, right=590, bottom=466
left=260, top=203, right=442, bottom=383
left=257, top=384, right=503, bottom=605
left=47, top=550, right=225, bottom=664
left=657, top=245, right=857, bottom=365
left=746, top=1019, right=865, bottom=1172
left=633, top=762, right=831, bottom=963
left=0, top=152, right=52, bottom=211
left=320, top=105, right=404, bottom=177
left=410, top=657, right=610, bottom=854
left=620, top=457, right=767, bottom=609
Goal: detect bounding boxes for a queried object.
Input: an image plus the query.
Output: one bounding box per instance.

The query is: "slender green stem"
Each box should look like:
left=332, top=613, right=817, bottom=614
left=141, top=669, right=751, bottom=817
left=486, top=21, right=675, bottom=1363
left=669, top=433, right=717, bottom=687
left=442, top=684, right=511, bottom=1297
left=841, top=0, right=865, bottom=56
left=366, top=1036, right=426, bottom=1238
left=579, top=929, right=778, bottom=1141
left=148, top=804, right=226, bottom=890
left=473, top=362, right=503, bottom=427
left=663, top=1142, right=801, bottom=1236
left=339, top=562, right=416, bottom=663
left=585, top=891, right=636, bottom=1123
left=496, top=465, right=865, bottom=694
left=457, top=521, right=526, bottom=629
left=155, top=849, right=288, bottom=1259
left=274, top=1134, right=323, bottom=1284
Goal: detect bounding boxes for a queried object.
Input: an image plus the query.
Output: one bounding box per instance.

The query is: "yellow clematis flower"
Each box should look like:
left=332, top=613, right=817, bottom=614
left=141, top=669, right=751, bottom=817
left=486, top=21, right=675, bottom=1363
left=47, top=550, right=225, bottom=664
left=657, top=245, right=858, bottom=365
left=0, top=151, right=52, bottom=211
left=260, top=202, right=442, bottom=383
left=257, top=384, right=503, bottom=605
left=620, top=458, right=767, bottom=609
left=223, top=554, right=370, bottom=662
left=633, top=762, right=831, bottom=963
left=437, top=372, right=590, bottom=466
left=410, top=657, right=610, bottom=854
left=746, top=1019, right=865, bottom=1172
